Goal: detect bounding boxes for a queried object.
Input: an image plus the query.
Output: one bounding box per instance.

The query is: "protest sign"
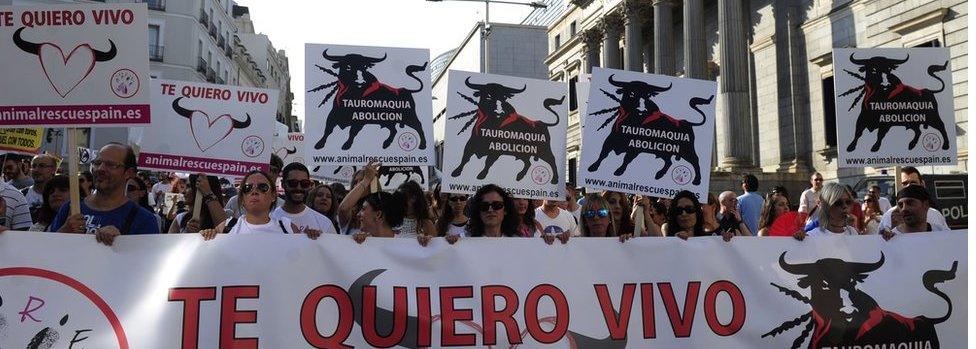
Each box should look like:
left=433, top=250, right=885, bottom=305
left=834, top=48, right=956, bottom=167
left=304, top=43, right=434, bottom=166
left=77, top=146, right=97, bottom=165
left=137, top=79, right=277, bottom=177
left=377, top=165, right=428, bottom=191
left=0, top=3, right=150, bottom=127
left=580, top=67, right=716, bottom=202
left=0, top=231, right=966, bottom=348
left=311, top=164, right=358, bottom=187
left=0, top=128, right=43, bottom=155
left=443, top=70, right=567, bottom=200
left=272, top=132, right=308, bottom=165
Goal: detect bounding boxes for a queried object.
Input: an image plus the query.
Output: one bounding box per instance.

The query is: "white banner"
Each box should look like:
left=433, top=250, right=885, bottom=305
left=580, top=68, right=716, bottom=202
left=833, top=48, right=956, bottom=167
left=0, top=4, right=151, bottom=127
left=444, top=70, right=568, bottom=200
left=138, top=79, right=278, bottom=177
left=272, top=132, right=308, bottom=165
left=304, top=43, right=434, bottom=166
left=0, top=231, right=965, bottom=348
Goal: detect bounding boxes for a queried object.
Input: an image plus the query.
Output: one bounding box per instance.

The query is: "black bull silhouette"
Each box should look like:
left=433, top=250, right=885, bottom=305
left=765, top=252, right=957, bottom=349
left=378, top=166, right=423, bottom=187
left=450, top=78, right=564, bottom=184
left=840, top=53, right=950, bottom=152
left=587, top=75, right=713, bottom=185
left=309, top=50, right=429, bottom=151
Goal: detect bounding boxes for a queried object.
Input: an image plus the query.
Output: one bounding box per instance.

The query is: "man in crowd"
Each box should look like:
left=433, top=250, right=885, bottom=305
left=718, top=191, right=751, bottom=236
left=864, top=185, right=892, bottom=212
left=271, top=162, right=336, bottom=237
left=535, top=195, right=579, bottom=237
left=737, top=174, right=763, bottom=236
left=882, top=185, right=948, bottom=239
left=560, top=183, right=581, bottom=222
left=0, top=178, right=32, bottom=230
left=150, top=172, right=173, bottom=210
left=3, top=155, right=33, bottom=190
left=51, top=143, right=160, bottom=245
left=798, top=172, right=823, bottom=214
left=23, top=154, right=57, bottom=214
left=879, top=166, right=947, bottom=231
left=226, top=154, right=283, bottom=217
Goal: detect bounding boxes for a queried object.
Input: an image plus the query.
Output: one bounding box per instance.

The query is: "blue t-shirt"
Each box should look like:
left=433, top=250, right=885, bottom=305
left=737, top=191, right=764, bottom=236
left=50, top=200, right=160, bottom=235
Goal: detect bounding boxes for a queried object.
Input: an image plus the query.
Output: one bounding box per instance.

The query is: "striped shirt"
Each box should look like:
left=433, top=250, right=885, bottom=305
left=1, top=181, right=32, bottom=229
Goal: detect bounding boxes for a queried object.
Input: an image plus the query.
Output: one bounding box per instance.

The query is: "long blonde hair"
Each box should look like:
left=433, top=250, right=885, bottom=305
left=580, top=193, right=617, bottom=237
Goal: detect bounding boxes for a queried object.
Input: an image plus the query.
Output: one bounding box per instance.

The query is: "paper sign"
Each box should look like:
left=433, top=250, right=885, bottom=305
left=138, top=79, right=277, bottom=177
left=378, top=165, right=428, bottom=191
left=0, top=128, right=43, bottom=155
left=272, top=132, right=307, bottom=165
left=443, top=70, right=567, bottom=200
left=311, top=164, right=358, bottom=187
left=0, top=4, right=151, bottom=127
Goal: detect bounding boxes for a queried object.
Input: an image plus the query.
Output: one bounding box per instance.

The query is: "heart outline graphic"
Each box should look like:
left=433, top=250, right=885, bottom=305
left=38, top=43, right=97, bottom=98
left=189, top=110, right=236, bottom=152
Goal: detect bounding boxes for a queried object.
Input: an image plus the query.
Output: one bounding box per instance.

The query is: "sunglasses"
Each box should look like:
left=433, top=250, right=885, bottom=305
left=583, top=208, right=610, bottom=219
left=675, top=206, right=696, bottom=215
left=449, top=196, right=467, bottom=202
left=241, top=182, right=272, bottom=194
left=285, top=179, right=313, bottom=189
left=479, top=201, right=504, bottom=212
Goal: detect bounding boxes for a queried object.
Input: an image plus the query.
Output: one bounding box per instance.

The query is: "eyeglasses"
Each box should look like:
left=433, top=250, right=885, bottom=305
left=675, top=205, right=696, bottom=215
left=285, top=179, right=313, bottom=189
left=583, top=208, right=610, bottom=219
left=449, top=196, right=467, bottom=202
left=478, top=201, right=504, bottom=212
left=91, top=160, right=124, bottom=170
left=241, top=182, right=272, bottom=194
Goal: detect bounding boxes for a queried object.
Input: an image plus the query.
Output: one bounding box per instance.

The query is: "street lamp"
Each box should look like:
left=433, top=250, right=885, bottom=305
left=427, top=0, right=548, bottom=73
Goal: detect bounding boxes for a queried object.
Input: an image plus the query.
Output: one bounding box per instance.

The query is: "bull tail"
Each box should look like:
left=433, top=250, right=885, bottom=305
left=922, top=260, right=957, bottom=324
left=539, top=96, right=566, bottom=127
left=404, top=62, right=429, bottom=93
left=926, top=61, right=948, bottom=94
left=687, top=95, right=715, bottom=126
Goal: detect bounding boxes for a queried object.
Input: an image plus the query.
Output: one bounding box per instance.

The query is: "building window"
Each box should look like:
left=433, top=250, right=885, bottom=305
left=570, top=21, right=577, bottom=37
left=914, top=39, right=941, bottom=47
left=554, top=34, right=561, bottom=49
left=822, top=76, right=837, bottom=148
left=148, top=25, right=162, bottom=61
left=568, top=158, right=577, bottom=186
left=569, top=75, right=578, bottom=111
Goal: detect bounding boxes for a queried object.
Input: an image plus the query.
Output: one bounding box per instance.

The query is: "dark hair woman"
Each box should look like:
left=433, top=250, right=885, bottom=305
left=307, top=184, right=338, bottom=231
left=395, top=180, right=435, bottom=237
left=466, top=184, right=520, bottom=237
left=663, top=190, right=706, bottom=239
left=437, top=192, right=469, bottom=237
left=29, top=175, right=69, bottom=232
left=757, top=191, right=791, bottom=236
left=602, top=191, right=633, bottom=235
left=78, top=170, right=94, bottom=198
left=336, top=168, right=367, bottom=235
left=169, top=174, right=227, bottom=234
left=513, top=197, right=542, bottom=237
left=200, top=170, right=303, bottom=239
left=345, top=163, right=431, bottom=246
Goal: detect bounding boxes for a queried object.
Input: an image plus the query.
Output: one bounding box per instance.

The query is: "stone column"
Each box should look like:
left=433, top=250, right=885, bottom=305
left=683, top=0, right=707, bottom=79
left=718, top=0, right=755, bottom=169
left=623, top=0, right=645, bottom=72
left=653, top=0, right=676, bottom=75
left=582, top=27, right=604, bottom=74
left=601, top=11, right=624, bottom=70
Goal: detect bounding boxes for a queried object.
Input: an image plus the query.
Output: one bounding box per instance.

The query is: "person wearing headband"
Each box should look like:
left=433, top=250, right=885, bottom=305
left=882, top=185, right=949, bottom=240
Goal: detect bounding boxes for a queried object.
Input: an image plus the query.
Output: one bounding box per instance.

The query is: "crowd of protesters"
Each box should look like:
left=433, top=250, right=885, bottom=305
left=0, top=143, right=955, bottom=246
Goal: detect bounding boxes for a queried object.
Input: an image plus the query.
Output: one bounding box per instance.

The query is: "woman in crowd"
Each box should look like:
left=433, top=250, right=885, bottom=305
left=757, top=189, right=791, bottom=236
left=602, top=191, right=634, bottom=235
left=126, top=177, right=164, bottom=233
left=78, top=171, right=94, bottom=198
left=664, top=190, right=734, bottom=241
left=351, top=191, right=405, bottom=243
left=329, top=183, right=348, bottom=211
left=201, top=170, right=307, bottom=239
left=465, top=184, right=521, bottom=238
left=580, top=193, right=633, bottom=242
left=436, top=192, right=469, bottom=237
left=29, top=175, right=69, bottom=232
left=336, top=167, right=369, bottom=235
left=845, top=185, right=865, bottom=232
left=169, top=174, right=227, bottom=234
left=631, top=195, right=664, bottom=237
left=395, top=180, right=435, bottom=237
left=428, top=183, right=442, bottom=222
left=307, top=184, right=338, bottom=231
left=793, top=182, right=859, bottom=239
left=700, top=192, right=721, bottom=234
left=862, top=195, right=883, bottom=235
left=513, top=197, right=542, bottom=237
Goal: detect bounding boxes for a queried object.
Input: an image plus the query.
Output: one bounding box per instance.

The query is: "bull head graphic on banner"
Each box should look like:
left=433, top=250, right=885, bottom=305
left=308, top=50, right=429, bottom=151
left=171, top=97, right=252, bottom=152
left=13, top=27, right=118, bottom=98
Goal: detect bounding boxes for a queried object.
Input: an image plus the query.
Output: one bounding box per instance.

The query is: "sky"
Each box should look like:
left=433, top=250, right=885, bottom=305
left=233, top=0, right=538, bottom=129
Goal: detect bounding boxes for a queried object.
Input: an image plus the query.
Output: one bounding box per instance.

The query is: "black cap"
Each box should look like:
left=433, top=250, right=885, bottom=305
left=897, top=184, right=930, bottom=202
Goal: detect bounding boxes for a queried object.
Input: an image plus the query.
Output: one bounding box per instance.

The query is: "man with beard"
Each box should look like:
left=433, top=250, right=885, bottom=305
left=271, top=162, right=336, bottom=236
left=51, top=143, right=160, bottom=245
left=882, top=185, right=948, bottom=239
left=23, top=154, right=57, bottom=213
left=3, top=154, right=33, bottom=190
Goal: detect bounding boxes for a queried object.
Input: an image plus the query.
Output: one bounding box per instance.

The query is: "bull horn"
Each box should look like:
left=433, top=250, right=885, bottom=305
left=849, top=53, right=869, bottom=66
left=13, top=27, right=40, bottom=55
left=285, top=147, right=297, bottom=155
left=504, top=84, right=527, bottom=94
left=322, top=48, right=343, bottom=62
left=464, top=76, right=486, bottom=91
left=171, top=97, right=194, bottom=119
left=364, top=53, right=387, bottom=63
left=890, top=55, right=909, bottom=65
left=651, top=82, right=673, bottom=93
left=608, top=74, right=627, bottom=88
left=232, top=114, right=252, bottom=129
left=849, top=252, right=885, bottom=274
left=778, top=252, right=815, bottom=275
left=92, top=39, right=117, bottom=62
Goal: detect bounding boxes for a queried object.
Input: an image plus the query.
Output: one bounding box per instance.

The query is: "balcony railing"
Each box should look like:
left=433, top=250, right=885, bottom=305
left=198, top=10, right=209, bottom=27
left=142, top=0, right=165, bottom=11
left=196, top=58, right=207, bottom=73
left=218, top=36, right=226, bottom=49
left=225, top=44, right=233, bottom=58
left=209, top=24, right=218, bottom=41
left=206, top=68, right=216, bottom=83
left=149, top=45, right=164, bottom=62
left=215, top=77, right=225, bottom=85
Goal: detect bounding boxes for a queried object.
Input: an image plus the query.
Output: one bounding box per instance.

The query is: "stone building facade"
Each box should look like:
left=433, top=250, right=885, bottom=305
left=545, top=0, right=967, bottom=194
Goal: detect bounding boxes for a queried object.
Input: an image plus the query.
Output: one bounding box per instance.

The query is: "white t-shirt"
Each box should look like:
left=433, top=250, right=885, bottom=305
left=25, top=185, right=43, bottom=208
left=798, top=188, right=818, bottom=214
left=890, top=222, right=949, bottom=235
left=879, top=207, right=947, bottom=232
left=446, top=222, right=467, bottom=237
left=806, top=225, right=859, bottom=237
left=534, top=207, right=579, bottom=237
left=224, top=195, right=285, bottom=217
left=222, top=216, right=293, bottom=235
left=151, top=182, right=172, bottom=206
left=271, top=206, right=337, bottom=235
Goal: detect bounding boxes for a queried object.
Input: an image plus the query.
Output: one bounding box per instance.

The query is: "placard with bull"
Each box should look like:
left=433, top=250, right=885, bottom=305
left=137, top=79, right=277, bottom=178
left=0, top=3, right=151, bottom=127
left=580, top=67, right=716, bottom=203
left=833, top=48, right=956, bottom=167
left=304, top=43, right=434, bottom=167
left=272, top=132, right=308, bottom=165
left=443, top=71, right=568, bottom=200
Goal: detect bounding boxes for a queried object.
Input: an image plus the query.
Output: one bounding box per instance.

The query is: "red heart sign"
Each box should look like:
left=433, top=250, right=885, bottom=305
left=38, top=43, right=97, bottom=98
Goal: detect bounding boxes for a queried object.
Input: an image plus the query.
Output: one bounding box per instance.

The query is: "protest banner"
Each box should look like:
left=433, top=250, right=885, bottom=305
left=579, top=67, right=716, bottom=202
left=833, top=48, right=956, bottom=167
left=137, top=79, right=277, bottom=177
left=443, top=70, right=568, bottom=200
left=377, top=165, right=428, bottom=191
left=311, top=164, right=358, bottom=187
left=272, top=132, right=308, bottom=165
left=0, top=128, right=43, bottom=155
left=0, top=3, right=150, bottom=127
left=76, top=146, right=97, bottom=165
left=0, top=231, right=965, bottom=348
left=304, top=43, right=434, bottom=166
